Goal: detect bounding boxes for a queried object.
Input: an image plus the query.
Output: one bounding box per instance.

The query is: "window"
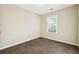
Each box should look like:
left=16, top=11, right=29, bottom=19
left=47, top=16, right=57, bottom=33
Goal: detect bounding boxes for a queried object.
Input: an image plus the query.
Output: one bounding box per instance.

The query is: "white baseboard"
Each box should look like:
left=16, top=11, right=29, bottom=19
left=0, top=36, right=39, bottom=50
left=0, top=36, right=78, bottom=50
left=41, top=36, right=78, bottom=47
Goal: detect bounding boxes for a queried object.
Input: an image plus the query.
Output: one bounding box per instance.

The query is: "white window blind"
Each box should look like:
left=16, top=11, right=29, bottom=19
left=47, top=16, right=57, bottom=33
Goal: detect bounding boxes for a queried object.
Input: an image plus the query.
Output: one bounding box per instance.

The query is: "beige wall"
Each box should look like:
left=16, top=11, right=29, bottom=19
left=0, top=5, right=40, bottom=50
left=78, top=5, right=79, bottom=47
left=0, top=5, right=3, bottom=44
left=40, top=5, right=78, bottom=46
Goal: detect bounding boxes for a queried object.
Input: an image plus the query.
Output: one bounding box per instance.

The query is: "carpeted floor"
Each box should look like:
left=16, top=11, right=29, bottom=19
left=0, top=37, right=79, bottom=54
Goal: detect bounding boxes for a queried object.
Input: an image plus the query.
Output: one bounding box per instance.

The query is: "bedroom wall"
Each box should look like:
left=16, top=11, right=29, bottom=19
left=0, top=5, right=40, bottom=50
left=40, top=5, right=78, bottom=46
left=0, top=5, right=2, bottom=43
left=77, top=5, right=79, bottom=47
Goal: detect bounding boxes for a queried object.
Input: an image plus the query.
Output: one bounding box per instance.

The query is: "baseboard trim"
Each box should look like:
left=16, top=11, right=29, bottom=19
left=0, top=36, right=78, bottom=50
left=40, top=37, right=78, bottom=47
left=0, top=36, right=40, bottom=50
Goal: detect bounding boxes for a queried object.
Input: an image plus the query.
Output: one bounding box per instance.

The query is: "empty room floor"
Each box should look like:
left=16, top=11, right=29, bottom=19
left=0, top=37, right=79, bottom=54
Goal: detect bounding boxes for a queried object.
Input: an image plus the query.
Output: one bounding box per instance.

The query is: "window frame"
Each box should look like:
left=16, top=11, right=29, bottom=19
left=46, top=15, right=58, bottom=34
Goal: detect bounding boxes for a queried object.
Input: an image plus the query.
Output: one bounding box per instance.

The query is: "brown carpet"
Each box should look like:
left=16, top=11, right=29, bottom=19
left=0, top=37, right=79, bottom=54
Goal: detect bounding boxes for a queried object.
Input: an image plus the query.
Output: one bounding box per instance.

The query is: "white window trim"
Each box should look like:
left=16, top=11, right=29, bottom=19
left=46, top=15, right=58, bottom=34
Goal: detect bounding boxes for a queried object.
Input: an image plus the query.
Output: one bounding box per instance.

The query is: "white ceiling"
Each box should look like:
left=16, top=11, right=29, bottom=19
left=15, top=4, right=74, bottom=15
